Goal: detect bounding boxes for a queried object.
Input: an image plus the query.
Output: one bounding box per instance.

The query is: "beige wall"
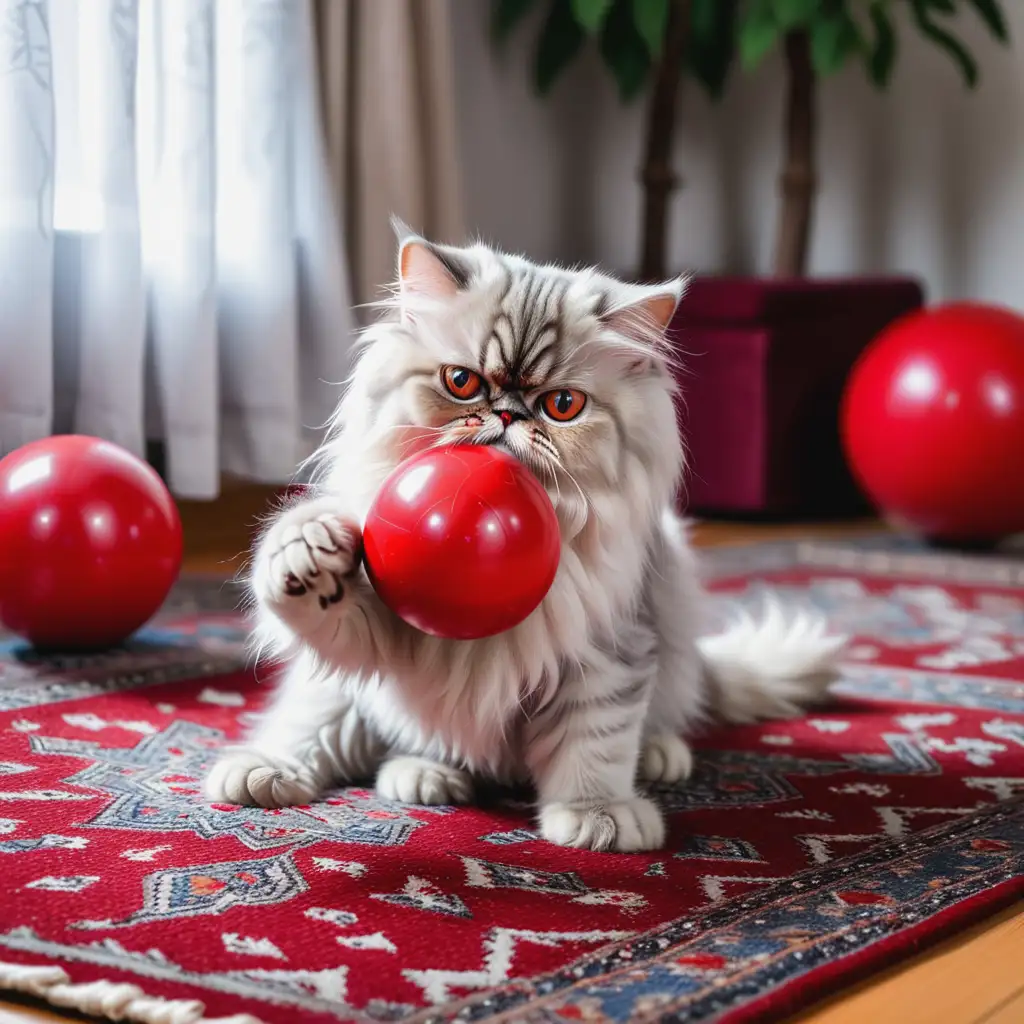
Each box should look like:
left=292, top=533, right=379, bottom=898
left=451, top=0, right=1023, bottom=309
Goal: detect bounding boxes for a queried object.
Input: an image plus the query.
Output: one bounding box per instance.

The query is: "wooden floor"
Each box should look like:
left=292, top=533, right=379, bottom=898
left=0, top=483, right=1019, bottom=1024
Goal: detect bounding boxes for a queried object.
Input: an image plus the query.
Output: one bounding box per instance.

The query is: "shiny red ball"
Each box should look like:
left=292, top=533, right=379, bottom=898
left=363, top=445, right=560, bottom=639
left=0, top=435, right=183, bottom=650
left=841, top=303, right=1024, bottom=542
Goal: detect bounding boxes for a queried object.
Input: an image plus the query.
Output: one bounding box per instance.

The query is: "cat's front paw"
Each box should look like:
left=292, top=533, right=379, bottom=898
left=641, top=733, right=694, bottom=785
left=204, top=748, right=322, bottom=809
left=538, top=796, right=665, bottom=852
left=376, top=756, right=473, bottom=806
left=254, top=499, right=361, bottom=633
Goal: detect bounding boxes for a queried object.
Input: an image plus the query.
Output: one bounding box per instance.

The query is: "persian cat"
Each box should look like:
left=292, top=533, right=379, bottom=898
left=205, top=223, right=845, bottom=852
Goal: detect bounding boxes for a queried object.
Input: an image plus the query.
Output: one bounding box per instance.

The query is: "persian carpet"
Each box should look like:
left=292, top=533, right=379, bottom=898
left=0, top=538, right=1022, bottom=1024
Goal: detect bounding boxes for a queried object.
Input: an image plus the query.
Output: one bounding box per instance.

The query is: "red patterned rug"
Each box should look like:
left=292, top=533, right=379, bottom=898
left=0, top=539, right=1022, bottom=1024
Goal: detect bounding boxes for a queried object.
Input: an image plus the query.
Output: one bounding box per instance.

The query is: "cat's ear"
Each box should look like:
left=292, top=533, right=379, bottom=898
left=601, top=277, right=688, bottom=374
left=393, top=217, right=470, bottom=316
left=603, top=278, right=687, bottom=340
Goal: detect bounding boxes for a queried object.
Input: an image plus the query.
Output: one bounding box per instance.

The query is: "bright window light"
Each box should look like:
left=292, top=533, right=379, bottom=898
left=51, top=0, right=157, bottom=235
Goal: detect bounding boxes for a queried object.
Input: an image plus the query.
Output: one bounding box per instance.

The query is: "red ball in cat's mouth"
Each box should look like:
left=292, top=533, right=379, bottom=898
left=362, top=445, right=560, bottom=639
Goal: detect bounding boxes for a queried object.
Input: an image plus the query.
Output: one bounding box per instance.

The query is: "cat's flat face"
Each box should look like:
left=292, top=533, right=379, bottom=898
left=400, top=260, right=641, bottom=491
left=347, top=235, right=686, bottom=534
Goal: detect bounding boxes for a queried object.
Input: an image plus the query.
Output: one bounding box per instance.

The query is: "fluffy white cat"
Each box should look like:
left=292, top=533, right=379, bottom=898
left=205, top=223, right=845, bottom=852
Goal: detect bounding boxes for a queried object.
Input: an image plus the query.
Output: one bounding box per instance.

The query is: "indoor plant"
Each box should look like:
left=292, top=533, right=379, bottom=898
left=494, top=0, right=738, bottom=282
left=494, top=0, right=1010, bottom=516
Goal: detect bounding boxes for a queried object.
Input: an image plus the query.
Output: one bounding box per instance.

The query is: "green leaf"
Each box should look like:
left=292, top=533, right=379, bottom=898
left=687, top=0, right=739, bottom=98
left=739, top=1, right=781, bottom=69
left=691, top=0, right=722, bottom=38
left=535, top=0, right=587, bottom=93
left=571, top=0, right=614, bottom=32
left=910, top=0, right=979, bottom=87
left=633, top=0, right=670, bottom=57
left=492, top=0, right=538, bottom=42
left=810, top=11, right=862, bottom=76
left=771, top=0, right=820, bottom=30
left=866, top=1, right=897, bottom=87
left=599, top=0, right=652, bottom=99
left=967, top=0, right=1010, bottom=43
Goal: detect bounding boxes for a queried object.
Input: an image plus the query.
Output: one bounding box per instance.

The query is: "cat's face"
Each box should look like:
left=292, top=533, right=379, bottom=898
left=348, top=230, right=687, bottom=535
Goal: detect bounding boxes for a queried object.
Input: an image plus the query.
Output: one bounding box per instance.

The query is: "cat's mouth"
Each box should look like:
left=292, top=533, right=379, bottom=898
left=489, top=438, right=560, bottom=493
left=483, top=433, right=538, bottom=468
left=443, top=422, right=553, bottom=482
left=488, top=437, right=515, bottom=456
left=472, top=432, right=539, bottom=473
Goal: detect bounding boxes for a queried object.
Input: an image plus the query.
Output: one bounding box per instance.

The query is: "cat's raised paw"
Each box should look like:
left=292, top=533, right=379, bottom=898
left=538, top=796, right=665, bottom=852
left=641, top=733, right=694, bottom=785
left=376, top=757, right=473, bottom=806
left=204, top=748, right=321, bottom=809
left=254, top=499, right=361, bottom=627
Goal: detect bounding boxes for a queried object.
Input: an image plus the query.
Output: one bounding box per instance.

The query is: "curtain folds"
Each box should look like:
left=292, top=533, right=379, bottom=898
left=0, top=0, right=466, bottom=496
left=0, top=0, right=354, bottom=498
left=314, top=0, right=466, bottom=309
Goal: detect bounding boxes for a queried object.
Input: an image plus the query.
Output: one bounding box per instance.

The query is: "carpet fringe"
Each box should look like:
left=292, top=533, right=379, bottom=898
left=0, top=959, right=265, bottom=1024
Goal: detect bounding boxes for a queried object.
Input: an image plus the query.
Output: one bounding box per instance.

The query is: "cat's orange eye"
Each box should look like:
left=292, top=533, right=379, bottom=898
left=441, top=366, right=483, bottom=401
left=541, top=388, right=587, bottom=423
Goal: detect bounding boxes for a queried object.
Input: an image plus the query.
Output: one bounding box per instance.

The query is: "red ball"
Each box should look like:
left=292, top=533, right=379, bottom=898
left=0, top=435, right=183, bottom=650
left=363, top=446, right=560, bottom=639
left=841, top=303, right=1024, bottom=542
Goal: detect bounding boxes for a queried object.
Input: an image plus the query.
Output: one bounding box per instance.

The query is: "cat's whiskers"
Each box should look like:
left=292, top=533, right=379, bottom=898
left=544, top=449, right=590, bottom=516
left=528, top=440, right=591, bottom=527
left=378, top=423, right=447, bottom=448
left=423, top=428, right=480, bottom=453
left=533, top=453, right=564, bottom=512
left=380, top=423, right=449, bottom=435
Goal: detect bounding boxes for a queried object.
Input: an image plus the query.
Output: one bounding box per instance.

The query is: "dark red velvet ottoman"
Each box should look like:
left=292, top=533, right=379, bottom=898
left=669, top=275, right=924, bottom=517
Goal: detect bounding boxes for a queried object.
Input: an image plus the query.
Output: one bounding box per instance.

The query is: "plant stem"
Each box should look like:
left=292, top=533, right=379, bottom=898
left=773, top=30, right=816, bottom=278
left=638, top=0, right=692, bottom=282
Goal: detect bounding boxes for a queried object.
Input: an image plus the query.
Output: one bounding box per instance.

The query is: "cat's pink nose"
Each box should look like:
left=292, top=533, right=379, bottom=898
left=498, top=410, right=514, bottom=428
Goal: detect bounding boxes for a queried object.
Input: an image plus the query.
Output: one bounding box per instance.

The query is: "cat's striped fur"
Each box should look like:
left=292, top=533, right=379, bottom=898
left=205, top=224, right=845, bottom=852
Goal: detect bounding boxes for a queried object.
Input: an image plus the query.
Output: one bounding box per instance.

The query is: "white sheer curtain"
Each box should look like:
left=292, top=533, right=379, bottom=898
left=0, top=0, right=355, bottom=498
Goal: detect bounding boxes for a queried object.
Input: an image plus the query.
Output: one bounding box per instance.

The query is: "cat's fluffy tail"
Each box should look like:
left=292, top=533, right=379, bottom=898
left=697, top=598, right=847, bottom=725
